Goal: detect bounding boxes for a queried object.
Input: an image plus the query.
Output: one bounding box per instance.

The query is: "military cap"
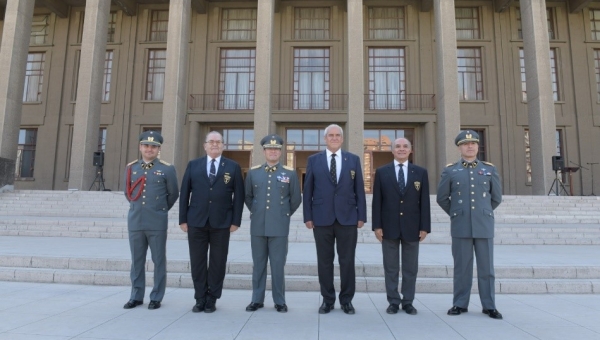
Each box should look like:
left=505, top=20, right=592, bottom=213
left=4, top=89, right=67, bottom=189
left=139, top=130, right=163, bottom=146
left=455, top=130, right=479, bottom=146
left=261, top=134, right=284, bottom=149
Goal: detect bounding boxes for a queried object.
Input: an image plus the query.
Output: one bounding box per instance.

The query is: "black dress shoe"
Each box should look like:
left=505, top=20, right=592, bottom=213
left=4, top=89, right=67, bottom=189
left=204, top=298, right=217, bottom=313
left=275, top=304, right=288, bottom=313
left=341, top=303, right=355, bottom=315
left=386, top=304, right=399, bottom=314
left=148, top=300, right=161, bottom=310
left=402, top=304, right=417, bottom=315
left=318, top=302, right=334, bottom=314
left=245, top=302, right=264, bottom=312
left=123, top=300, right=143, bottom=309
left=483, top=309, right=503, bottom=320
left=447, top=306, right=468, bottom=315
left=192, top=299, right=206, bottom=313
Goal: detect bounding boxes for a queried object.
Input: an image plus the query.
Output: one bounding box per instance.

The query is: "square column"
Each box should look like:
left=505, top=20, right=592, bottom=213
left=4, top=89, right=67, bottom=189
left=68, top=0, right=110, bottom=190
left=0, top=0, right=34, bottom=191
left=346, top=0, right=365, bottom=161
left=252, top=0, right=275, bottom=165
left=434, top=0, right=461, bottom=167
left=161, top=0, right=191, bottom=171
left=521, top=0, right=557, bottom=195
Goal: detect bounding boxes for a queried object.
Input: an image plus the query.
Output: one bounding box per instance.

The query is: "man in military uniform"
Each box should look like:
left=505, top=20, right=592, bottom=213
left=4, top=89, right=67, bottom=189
left=436, top=130, right=503, bottom=320
left=244, top=134, right=301, bottom=313
left=123, top=131, right=179, bottom=310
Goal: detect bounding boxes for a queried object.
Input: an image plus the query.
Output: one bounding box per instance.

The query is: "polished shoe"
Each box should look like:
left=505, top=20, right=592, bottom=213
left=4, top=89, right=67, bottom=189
left=245, top=302, right=264, bottom=312
left=483, top=309, right=503, bottom=320
left=204, top=298, right=217, bottom=313
left=192, top=299, right=206, bottom=313
left=402, top=304, right=417, bottom=315
left=447, top=306, right=468, bottom=315
left=341, top=303, right=356, bottom=315
left=386, top=304, right=399, bottom=314
left=275, top=304, right=288, bottom=313
left=123, top=300, right=143, bottom=309
left=148, top=300, right=161, bottom=310
left=318, top=302, right=334, bottom=314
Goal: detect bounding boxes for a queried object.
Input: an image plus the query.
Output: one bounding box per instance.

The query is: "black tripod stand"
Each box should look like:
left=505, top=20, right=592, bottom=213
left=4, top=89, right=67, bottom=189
left=547, top=170, right=569, bottom=196
left=89, top=165, right=106, bottom=191
left=588, top=162, right=598, bottom=196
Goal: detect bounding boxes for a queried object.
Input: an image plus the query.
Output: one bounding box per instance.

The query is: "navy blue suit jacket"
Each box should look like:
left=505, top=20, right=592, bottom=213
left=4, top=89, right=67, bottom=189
left=179, top=156, right=244, bottom=229
left=371, top=162, right=431, bottom=242
left=303, top=150, right=367, bottom=227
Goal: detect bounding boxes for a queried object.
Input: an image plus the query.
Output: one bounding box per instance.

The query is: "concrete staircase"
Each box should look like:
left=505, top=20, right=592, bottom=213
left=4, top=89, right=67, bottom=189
left=0, top=190, right=599, bottom=294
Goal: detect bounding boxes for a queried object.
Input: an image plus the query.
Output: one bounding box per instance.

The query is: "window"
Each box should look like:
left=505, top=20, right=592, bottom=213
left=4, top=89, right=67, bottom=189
left=368, top=7, right=405, bottom=40
left=294, top=8, right=330, bottom=40
left=594, top=49, right=600, bottom=101
left=520, top=48, right=559, bottom=102
left=222, top=129, right=254, bottom=150
left=16, top=129, right=37, bottom=178
left=149, top=10, right=169, bottom=42
left=145, top=49, right=166, bottom=101
left=285, top=128, right=326, bottom=165
left=524, top=128, right=562, bottom=183
left=23, top=53, right=45, bottom=102
left=455, top=8, right=480, bottom=40
left=71, top=50, right=113, bottom=102
left=293, top=48, right=330, bottom=109
left=457, top=48, right=483, bottom=100
left=30, top=15, right=49, bottom=45
left=98, top=127, right=107, bottom=152
left=221, top=9, right=257, bottom=40
left=218, top=49, right=256, bottom=109
left=64, top=127, right=108, bottom=180
left=592, top=10, right=600, bottom=40
left=462, top=128, right=486, bottom=161
left=517, top=8, right=555, bottom=40
left=78, top=11, right=118, bottom=43
left=368, top=48, right=406, bottom=110
left=363, top=129, right=414, bottom=192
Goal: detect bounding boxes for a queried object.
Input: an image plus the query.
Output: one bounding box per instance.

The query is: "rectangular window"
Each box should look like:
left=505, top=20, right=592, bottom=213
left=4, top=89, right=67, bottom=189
left=23, top=53, right=45, bottom=102
left=594, top=49, right=600, bottom=101
left=78, top=11, right=118, bottom=43
left=30, top=15, right=49, bottom=45
left=520, top=48, right=559, bottom=102
left=455, top=8, right=480, bottom=40
left=103, top=51, right=114, bottom=102
left=457, top=48, right=483, bottom=101
left=592, top=10, right=600, bottom=40
left=98, top=127, right=107, bottom=152
left=293, top=48, right=330, bottom=109
left=368, top=7, right=405, bottom=40
left=149, top=10, right=169, bottom=42
left=517, top=8, right=555, bottom=40
left=16, top=129, right=38, bottom=178
left=368, top=48, right=406, bottom=110
left=218, top=49, right=256, bottom=110
left=294, top=8, right=330, bottom=40
left=145, top=49, right=166, bottom=101
left=221, top=9, right=257, bottom=40
left=222, top=129, right=254, bottom=150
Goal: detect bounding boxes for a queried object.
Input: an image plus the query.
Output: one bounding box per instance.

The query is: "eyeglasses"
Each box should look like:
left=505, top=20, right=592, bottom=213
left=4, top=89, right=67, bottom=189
left=205, top=140, right=223, bottom=145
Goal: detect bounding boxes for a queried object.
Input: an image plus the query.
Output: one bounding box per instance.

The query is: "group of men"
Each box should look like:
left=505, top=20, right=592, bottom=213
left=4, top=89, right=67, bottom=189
left=123, top=126, right=503, bottom=320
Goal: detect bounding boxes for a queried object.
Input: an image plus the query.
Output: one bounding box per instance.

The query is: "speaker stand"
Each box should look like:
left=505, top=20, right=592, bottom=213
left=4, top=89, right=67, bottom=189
left=547, top=170, right=569, bottom=196
left=89, top=166, right=106, bottom=191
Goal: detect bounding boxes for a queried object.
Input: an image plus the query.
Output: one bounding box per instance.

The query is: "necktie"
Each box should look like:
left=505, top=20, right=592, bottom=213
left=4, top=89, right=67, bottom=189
left=330, top=154, right=337, bottom=185
left=398, top=163, right=405, bottom=192
left=209, top=159, right=216, bottom=185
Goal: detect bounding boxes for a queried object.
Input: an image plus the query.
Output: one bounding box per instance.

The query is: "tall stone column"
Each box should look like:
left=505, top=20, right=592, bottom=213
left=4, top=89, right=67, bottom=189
left=434, top=0, right=461, bottom=167
left=161, top=0, right=191, bottom=172
left=425, top=121, right=437, bottom=193
left=346, top=0, right=365, bottom=162
left=252, top=0, right=275, bottom=165
left=68, top=0, right=110, bottom=190
left=0, top=1, right=34, bottom=191
left=521, top=0, right=557, bottom=195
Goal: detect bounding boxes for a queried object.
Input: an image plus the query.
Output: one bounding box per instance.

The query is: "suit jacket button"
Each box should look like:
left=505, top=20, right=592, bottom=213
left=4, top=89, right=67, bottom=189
left=400, top=212, right=403, bottom=216
left=400, top=200, right=403, bottom=204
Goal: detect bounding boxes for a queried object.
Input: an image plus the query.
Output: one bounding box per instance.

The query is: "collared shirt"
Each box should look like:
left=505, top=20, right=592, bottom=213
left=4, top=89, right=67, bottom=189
left=206, top=156, right=222, bottom=176
left=326, top=148, right=341, bottom=180
left=394, top=159, right=408, bottom=184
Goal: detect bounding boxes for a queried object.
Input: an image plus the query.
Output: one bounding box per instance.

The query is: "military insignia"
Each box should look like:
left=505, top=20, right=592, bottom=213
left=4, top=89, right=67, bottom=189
left=159, top=159, right=171, bottom=166
left=251, top=164, right=261, bottom=170
left=282, top=165, right=294, bottom=171
left=350, top=170, right=355, bottom=180
left=224, top=173, right=231, bottom=184
left=482, top=161, right=494, bottom=166
left=133, top=171, right=137, bottom=175
left=154, top=170, right=164, bottom=176
left=414, top=181, right=421, bottom=191
left=466, top=133, right=472, bottom=139
left=277, top=174, right=290, bottom=183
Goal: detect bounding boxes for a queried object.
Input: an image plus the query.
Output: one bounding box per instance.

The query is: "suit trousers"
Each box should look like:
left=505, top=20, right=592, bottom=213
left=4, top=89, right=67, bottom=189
left=188, top=225, right=231, bottom=301
left=451, top=237, right=496, bottom=310
left=382, top=238, right=419, bottom=307
left=128, top=229, right=167, bottom=302
left=313, top=221, right=358, bottom=305
left=250, top=235, right=288, bottom=305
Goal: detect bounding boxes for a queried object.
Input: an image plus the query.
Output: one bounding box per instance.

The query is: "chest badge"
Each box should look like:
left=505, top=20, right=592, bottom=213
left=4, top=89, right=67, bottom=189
left=350, top=170, right=355, bottom=180
left=414, top=181, right=421, bottom=191
left=224, top=173, right=231, bottom=184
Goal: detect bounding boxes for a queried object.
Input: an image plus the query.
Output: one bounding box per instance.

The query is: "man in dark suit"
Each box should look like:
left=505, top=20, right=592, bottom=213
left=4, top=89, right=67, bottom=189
left=371, top=137, right=430, bottom=316
left=179, top=131, right=244, bottom=313
left=303, top=124, right=367, bottom=315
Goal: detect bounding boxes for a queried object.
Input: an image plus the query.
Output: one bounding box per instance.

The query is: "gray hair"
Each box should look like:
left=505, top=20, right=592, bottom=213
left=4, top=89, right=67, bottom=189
left=205, top=131, right=223, bottom=142
left=323, top=124, right=344, bottom=137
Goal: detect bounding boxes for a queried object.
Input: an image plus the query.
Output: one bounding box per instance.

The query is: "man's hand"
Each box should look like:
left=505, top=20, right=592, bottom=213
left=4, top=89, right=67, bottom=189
left=419, top=231, right=428, bottom=242
left=374, top=228, right=383, bottom=242
left=305, top=221, right=314, bottom=229
left=357, top=221, right=364, bottom=228
left=230, top=225, right=239, bottom=233
left=179, top=223, right=188, bottom=232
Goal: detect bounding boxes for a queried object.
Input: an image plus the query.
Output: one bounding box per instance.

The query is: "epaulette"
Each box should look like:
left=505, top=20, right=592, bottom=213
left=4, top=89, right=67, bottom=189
left=159, top=159, right=171, bottom=166
left=446, top=163, right=455, bottom=167
left=282, top=165, right=294, bottom=171
left=127, top=159, right=138, bottom=166
left=481, top=161, right=494, bottom=167
left=250, top=164, right=261, bottom=170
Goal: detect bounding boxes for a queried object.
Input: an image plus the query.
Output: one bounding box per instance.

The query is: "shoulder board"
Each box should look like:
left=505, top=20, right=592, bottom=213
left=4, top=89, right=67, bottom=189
left=251, top=164, right=262, bottom=170
left=445, top=163, right=455, bottom=168
left=282, top=165, right=294, bottom=171
left=481, top=161, right=494, bottom=167
left=159, top=159, right=171, bottom=166
left=127, top=159, right=138, bottom=166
